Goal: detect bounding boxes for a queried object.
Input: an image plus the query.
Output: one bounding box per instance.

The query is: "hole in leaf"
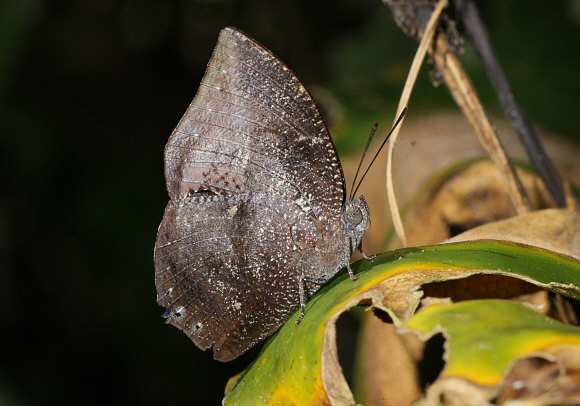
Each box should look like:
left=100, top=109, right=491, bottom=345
left=422, top=274, right=539, bottom=302
left=417, top=332, right=445, bottom=390
left=336, top=307, right=363, bottom=394
left=447, top=223, right=468, bottom=237
left=372, top=307, right=393, bottom=324
left=421, top=275, right=579, bottom=326
left=547, top=292, right=580, bottom=326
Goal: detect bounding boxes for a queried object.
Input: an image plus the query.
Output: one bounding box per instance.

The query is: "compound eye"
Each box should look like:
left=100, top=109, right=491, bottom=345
left=346, top=206, right=363, bottom=226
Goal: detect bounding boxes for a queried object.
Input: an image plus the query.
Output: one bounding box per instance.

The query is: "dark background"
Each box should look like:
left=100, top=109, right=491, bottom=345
left=1, top=1, right=579, bottom=404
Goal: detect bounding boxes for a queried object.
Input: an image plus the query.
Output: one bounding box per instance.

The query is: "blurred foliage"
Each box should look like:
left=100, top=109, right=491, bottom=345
left=0, top=1, right=578, bottom=405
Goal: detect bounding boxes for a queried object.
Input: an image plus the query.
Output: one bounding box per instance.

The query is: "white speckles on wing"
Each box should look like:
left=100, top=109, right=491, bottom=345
left=154, top=27, right=355, bottom=362
left=294, top=195, right=312, bottom=214
left=163, top=27, right=345, bottom=220
left=226, top=205, right=238, bottom=216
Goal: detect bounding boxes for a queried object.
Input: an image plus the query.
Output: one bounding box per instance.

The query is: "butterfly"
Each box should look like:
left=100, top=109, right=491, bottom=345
left=154, top=27, right=372, bottom=361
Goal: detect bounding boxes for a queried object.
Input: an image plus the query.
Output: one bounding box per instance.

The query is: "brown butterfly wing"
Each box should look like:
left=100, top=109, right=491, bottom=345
left=163, top=27, right=345, bottom=220
left=155, top=193, right=316, bottom=361
left=155, top=27, right=346, bottom=361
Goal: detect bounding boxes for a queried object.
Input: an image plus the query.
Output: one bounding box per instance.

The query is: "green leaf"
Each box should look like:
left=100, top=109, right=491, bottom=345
left=223, top=240, right=580, bottom=404
left=402, top=299, right=580, bottom=385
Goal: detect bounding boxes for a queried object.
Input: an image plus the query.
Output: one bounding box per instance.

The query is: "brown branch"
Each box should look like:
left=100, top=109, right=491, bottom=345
left=430, top=33, right=532, bottom=214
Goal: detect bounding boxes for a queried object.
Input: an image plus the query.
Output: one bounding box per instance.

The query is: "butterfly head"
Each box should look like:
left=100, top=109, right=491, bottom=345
left=341, top=195, right=370, bottom=253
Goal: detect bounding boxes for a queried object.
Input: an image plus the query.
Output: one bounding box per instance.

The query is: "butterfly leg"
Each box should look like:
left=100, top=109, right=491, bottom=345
left=296, top=273, right=307, bottom=326
left=346, top=263, right=357, bottom=281
left=359, top=243, right=375, bottom=260
left=296, top=274, right=331, bottom=325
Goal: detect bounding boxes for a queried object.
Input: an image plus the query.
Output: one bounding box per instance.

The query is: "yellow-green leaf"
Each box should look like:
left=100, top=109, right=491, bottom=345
left=223, top=240, right=580, bottom=405
left=402, top=299, right=580, bottom=386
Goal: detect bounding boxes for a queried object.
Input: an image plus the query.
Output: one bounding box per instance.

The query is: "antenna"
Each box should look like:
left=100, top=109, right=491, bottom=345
left=351, top=107, right=407, bottom=199
left=349, top=123, right=379, bottom=200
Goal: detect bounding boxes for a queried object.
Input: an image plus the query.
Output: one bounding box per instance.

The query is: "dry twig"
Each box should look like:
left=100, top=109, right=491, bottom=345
left=429, top=32, right=532, bottom=214
left=386, top=0, right=449, bottom=246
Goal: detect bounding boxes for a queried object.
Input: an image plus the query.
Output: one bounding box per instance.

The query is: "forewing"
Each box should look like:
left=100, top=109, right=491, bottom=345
left=154, top=193, right=310, bottom=361
left=164, top=27, right=345, bottom=222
